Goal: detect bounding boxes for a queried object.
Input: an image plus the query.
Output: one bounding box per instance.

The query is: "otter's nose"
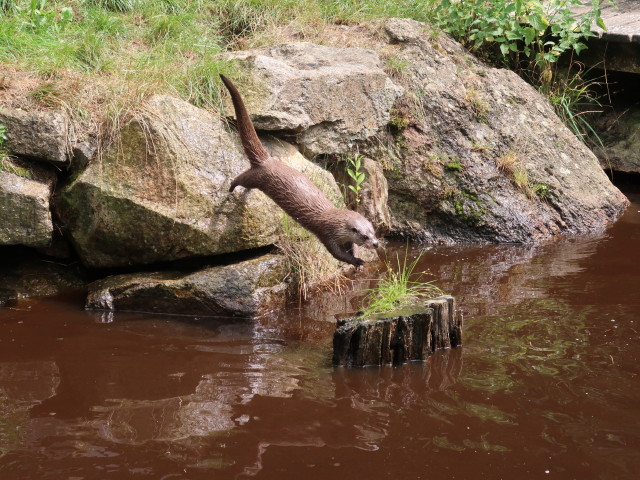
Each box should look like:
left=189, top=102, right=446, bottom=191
left=372, top=240, right=379, bottom=249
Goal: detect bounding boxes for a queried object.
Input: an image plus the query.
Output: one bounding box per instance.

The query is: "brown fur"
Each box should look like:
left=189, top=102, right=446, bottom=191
left=220, top=74, right=378, bottom=267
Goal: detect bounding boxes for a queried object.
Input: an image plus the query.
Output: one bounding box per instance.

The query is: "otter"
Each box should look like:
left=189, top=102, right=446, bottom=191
left=220, top=74, right=379, bottom=267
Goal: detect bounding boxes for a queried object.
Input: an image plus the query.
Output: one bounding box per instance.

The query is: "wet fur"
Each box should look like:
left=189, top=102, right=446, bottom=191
left=220, top=74, right=378, bottom=267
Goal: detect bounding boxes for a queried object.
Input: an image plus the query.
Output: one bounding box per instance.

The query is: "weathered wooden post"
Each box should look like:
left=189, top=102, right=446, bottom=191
left=332, top=295, right=463, bottom=367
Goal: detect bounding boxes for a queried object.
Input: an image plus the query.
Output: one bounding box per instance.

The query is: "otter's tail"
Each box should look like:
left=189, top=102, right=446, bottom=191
left=220, top=74, right=269, bottom=167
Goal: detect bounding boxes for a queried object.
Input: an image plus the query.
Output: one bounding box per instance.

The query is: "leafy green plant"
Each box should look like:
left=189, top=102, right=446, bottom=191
left=22, top=0, right=73, bottom=32
left=432, top=0, right=614, bottom=143
left=360, top=248, right=443, bottom=317
left=345, top=153, right=366, bottom=204
left=432, top=0, right=607, bottom=77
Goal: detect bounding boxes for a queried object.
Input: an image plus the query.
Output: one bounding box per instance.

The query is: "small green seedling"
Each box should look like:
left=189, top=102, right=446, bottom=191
left=346, top=153, right=366, bottom=204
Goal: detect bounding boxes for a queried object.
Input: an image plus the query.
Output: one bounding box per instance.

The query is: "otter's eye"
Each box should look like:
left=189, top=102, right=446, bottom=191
left=351, top=227, right=358, bottom=233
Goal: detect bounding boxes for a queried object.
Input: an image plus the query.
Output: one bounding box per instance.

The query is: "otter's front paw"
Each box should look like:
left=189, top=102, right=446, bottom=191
left=352, top=257, right=365, bottom=268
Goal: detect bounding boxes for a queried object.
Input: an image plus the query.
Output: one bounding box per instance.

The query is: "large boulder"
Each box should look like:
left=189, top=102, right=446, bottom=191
left=369, top=18, right=628, bottom=243
left=222, top=42, right=403, bottom=156
left=0, top=108, right=69, bottom=164
left=85, top=254, right=288, bottom=317
left=0, top=158, right=56, bottom=248
left=57, top=95, right=344, bottom=268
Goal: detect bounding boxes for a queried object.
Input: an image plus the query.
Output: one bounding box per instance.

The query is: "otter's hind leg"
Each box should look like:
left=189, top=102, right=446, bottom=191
left=229, top=169, right=260, bottom=192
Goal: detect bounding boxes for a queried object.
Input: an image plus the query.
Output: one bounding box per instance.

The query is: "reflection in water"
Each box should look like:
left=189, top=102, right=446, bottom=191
left=0, top=361, right=60, bottom=457
left=0, top=189, right=639, bottom=479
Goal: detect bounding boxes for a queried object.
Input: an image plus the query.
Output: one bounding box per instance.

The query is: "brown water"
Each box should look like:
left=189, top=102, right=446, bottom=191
left=1, top=185, right=639, bottom=480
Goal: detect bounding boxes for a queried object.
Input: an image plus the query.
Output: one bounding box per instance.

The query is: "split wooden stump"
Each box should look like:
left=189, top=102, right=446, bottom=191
left=333, top=295, right=463, bottom=367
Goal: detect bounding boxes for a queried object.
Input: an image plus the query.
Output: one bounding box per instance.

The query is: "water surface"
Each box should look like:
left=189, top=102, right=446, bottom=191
left=1, top=185, right=639, bottom=480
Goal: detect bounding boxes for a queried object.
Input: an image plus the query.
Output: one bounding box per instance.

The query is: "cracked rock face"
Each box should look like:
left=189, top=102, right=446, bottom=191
left=223, top=42, right=403, bottom=156
left=366, top=18, right=629, bottom=244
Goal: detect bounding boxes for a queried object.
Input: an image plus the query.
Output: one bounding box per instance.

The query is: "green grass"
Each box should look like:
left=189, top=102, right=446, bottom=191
left=0, top=1, right=433, bottom=80
left=360, top=248, right=443, bottom=317
left=0, top=0, right=436, bottom=138
left=0, top=1, right=607, bottom=153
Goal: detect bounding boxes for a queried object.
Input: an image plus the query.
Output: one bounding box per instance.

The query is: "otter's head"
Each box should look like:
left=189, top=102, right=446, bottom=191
left=342, top=211, right=379, bottom=249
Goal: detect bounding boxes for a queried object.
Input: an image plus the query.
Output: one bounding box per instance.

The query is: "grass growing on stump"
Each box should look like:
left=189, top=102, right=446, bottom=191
left=360, top=248, right=443, bottom=317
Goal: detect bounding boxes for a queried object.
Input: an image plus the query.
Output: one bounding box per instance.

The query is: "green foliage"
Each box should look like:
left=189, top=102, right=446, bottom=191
left=432, top=0, right=607, bottom=73
left=531, top=183, right=550, bottom=199
left=432, top=0, right=611, bottom=146
left=181, top=58, right=234, bottom=110
left=361, top=248, right=444, bottom=317
left=545, top=65, right=606, bottom=145
left=19, top=0, right=74, bottom=32
left=345, top=153, right=366, bottom=204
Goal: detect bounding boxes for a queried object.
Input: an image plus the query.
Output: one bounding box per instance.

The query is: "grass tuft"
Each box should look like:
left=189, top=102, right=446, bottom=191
left=87, top=0, right=140, bottom=13
left=360, top=248, right=443, bottom=317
